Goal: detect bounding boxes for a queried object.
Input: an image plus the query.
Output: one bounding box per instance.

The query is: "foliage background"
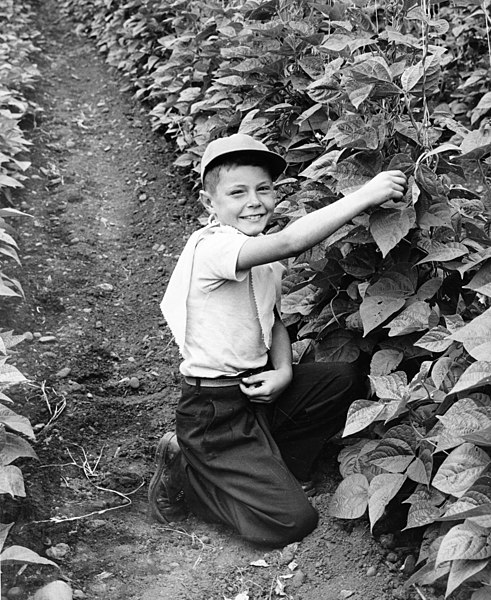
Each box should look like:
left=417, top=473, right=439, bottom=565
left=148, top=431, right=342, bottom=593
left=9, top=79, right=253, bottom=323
left=0, top=0, right=60, bottom=574
left=60, top=0, right=491, bottom=597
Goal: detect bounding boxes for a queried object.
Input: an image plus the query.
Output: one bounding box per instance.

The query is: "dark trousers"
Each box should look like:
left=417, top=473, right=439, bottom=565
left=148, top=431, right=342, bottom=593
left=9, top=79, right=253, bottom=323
left=176, top=362, right=365, bottom=547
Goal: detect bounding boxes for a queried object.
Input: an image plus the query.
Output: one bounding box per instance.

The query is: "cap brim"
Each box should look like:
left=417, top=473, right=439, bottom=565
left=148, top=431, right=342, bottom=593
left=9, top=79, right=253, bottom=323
left=201, top=149, right=286, bottom=182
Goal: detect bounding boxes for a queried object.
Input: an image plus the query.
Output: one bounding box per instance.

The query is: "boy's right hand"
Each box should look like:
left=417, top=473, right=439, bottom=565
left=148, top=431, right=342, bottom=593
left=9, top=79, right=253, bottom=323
left=360, top=170, right=407, bottom=208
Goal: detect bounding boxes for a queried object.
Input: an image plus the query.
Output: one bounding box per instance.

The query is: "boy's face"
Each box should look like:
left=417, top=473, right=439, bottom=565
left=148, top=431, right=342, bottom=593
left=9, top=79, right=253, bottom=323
left=201, top=164, right=275, bottom=236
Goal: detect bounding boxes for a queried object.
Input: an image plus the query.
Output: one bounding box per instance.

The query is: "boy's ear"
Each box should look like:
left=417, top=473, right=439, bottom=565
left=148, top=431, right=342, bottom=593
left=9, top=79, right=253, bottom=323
left=199, top=190, right=214, bottom=214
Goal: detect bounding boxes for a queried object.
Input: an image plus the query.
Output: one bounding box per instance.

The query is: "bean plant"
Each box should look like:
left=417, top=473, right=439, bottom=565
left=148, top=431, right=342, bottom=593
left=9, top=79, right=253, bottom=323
left=62, top=0, right=491, bottom=596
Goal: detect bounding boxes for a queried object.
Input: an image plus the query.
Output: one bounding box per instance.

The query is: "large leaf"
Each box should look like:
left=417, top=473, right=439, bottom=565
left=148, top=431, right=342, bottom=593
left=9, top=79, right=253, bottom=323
left=369, top=438, right=414, bottom=473
left=368, top=473, right=406, bottom=530
left=442, top=472, right=491, bottom=521
left=436, top=397, right=491, bottom=451
left=416, top=276, right=443, bottom=300
left=328, top=473, right=369, bottom=519
left=369, top=206, right=416, bottom=257
left=359, top=296, right=405, bottom=336
left=471, top=91, right=491, bottom=125
left=432, top=357, right=463, bottom=392
left=450, top=361, right=491, bottom=395
left=0, top=363, right=27, bottom=386
left=0, top=433, right=37, bottom=466
left=437, top=521, right=491, bottom=565
left=404, top=486, right=445, bottom=529
left=433, top=443, right=491, bottom=498
left=385, top=300, right=431, bottom=337
left=298, top=150, right=340, bottom=180
left=366, top=272, right=415, bottom=298
left=281, top=284, right=319, bottom=316
left=415, top=326, right=453, bottom=353
left=314, top=329, right=360, bottom=363
left=369, top=371, right=408, bottom=401
left=400, top=54, right=441, bottom=96
left=446, top=559, right=489, bottom=597
left=464, top=426, right=491, bottom=447
left=343, top=400, right=385, bottom=437
left=0, top=545, right=57, bottom=566
left=0, top=404, right=35, bottom=439
left=0, top=465, right=25, bottom=497
left=407, top=456, right=431, bottom=485
left=450, top=307, right=491, bottom=360
left=416, top=242, right=469, bottom=265
left=0, top=522, right=13, bottom=553
left=465, top=261, right=491, bottom=297
left=370, top=349, right=403, bottom=376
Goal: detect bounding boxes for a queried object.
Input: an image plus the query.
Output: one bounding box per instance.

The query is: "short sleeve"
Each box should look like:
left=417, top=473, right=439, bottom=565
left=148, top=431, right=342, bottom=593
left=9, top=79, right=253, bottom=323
left=194, top=231, right=249, bottom=290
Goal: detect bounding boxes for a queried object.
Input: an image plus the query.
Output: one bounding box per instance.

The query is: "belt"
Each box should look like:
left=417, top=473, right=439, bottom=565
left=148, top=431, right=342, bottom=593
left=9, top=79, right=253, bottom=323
left=184, top=376, right=243, bottom=388
left=184, top=367, right=266, bottom=388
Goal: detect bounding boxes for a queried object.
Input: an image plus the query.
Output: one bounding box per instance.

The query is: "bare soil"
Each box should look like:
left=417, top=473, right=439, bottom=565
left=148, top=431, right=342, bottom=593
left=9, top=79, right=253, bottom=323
left=2, top=4, right=444, bottom=600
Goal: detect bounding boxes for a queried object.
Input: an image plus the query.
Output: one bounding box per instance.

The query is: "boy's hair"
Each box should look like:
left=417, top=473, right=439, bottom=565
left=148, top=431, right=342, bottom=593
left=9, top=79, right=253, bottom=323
left=203, top=151, right=275, bottom=194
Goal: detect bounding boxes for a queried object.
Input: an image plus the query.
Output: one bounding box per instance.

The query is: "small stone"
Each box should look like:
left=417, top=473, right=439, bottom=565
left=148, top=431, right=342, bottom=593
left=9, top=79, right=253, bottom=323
left=68, top=381, right=84, bottom=392
left=33, top=423, right=45, bottom=432
left=23, top=331, right=34, bottom=342
left=392, top=587, right=409, bottom=600
left=386, top=551, right=398, bottom=563
left=39, top=336, right=57, bottom=344
left=95, top=321, right=103, bottom=329
left=366, top=566, right=377, bottom=577
left=339, top=591, right=354, bottom=599
left=97, top=283, right=114, bottom=292
left=33, top=581, right=72, bottom=600
left=73, top=591, right=86, bottom=599
left=70, top=237, right=80, bottom=245
left=56, top=367, right=71, bottom=379
left=177, top=197, right=187, bottom=205
left=129, top=376, right=140, bottom=389
left=200, top=535, right=211, bottom=545
left=46, top=542, right=71, bottom=560
left=290, top=570, right=305, bottom=588
left=66, top=140, right=76, bottom=149
left=6, top=587, right=24, bottom=599
left=139, top=193, right=148, bottom=201
left=89, top=583, right=106, bottom=594
left=33, top=332, right=42, bottom=339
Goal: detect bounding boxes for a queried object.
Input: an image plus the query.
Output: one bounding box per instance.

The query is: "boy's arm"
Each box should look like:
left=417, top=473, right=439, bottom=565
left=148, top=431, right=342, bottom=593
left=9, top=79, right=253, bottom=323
left=240, top=312, right=293, bottom=404
left=237, top=170, right=406, bottom=270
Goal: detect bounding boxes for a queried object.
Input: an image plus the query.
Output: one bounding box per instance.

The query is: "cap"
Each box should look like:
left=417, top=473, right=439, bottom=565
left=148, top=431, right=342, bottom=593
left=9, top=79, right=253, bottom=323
left=200, top=133, right=286, bottom=182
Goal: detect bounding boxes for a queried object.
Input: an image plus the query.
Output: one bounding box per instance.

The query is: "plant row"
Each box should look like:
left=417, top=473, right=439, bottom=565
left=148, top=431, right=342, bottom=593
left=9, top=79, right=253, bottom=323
left=0, top=0, right=57, bottom=579
left=61, top=0, right=491, bottom=597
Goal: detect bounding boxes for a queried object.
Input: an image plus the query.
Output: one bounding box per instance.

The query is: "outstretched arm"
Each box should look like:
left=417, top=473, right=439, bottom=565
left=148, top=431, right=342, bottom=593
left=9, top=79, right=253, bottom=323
left=240, top=312, right=293, bottom=404
left=237, top=170, right=407, bottom=270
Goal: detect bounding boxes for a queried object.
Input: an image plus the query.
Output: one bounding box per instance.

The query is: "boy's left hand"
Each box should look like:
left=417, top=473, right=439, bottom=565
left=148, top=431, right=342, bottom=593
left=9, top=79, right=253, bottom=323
left=240, top=369, right=292, bottom=404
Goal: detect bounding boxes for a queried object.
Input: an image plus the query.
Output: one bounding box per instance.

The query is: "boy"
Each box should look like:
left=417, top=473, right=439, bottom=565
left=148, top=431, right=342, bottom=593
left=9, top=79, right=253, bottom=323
left=149, top=133, right=407, bottom=547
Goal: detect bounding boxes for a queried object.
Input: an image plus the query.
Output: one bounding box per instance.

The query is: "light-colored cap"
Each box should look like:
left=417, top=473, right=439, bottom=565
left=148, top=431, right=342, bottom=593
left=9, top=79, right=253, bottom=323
left=200, top=133, right=286, bottom=182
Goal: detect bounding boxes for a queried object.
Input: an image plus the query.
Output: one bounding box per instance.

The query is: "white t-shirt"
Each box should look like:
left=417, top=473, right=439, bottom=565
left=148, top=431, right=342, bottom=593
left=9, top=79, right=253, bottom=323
left=179, top=226, right=284, bottom=377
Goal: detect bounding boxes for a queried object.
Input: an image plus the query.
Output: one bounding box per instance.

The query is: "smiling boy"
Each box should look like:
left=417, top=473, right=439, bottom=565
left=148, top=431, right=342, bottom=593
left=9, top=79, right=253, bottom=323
left=149, top=134, right=407, bottom=546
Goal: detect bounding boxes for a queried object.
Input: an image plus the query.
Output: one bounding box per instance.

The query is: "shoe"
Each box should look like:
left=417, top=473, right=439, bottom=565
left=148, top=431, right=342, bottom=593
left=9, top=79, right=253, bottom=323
left=148, top=432, right=187, bottom=523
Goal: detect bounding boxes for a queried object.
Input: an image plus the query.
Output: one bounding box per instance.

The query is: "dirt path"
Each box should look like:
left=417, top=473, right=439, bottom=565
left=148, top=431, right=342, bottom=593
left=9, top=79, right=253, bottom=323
left=3, top=3, right=434, bottom=599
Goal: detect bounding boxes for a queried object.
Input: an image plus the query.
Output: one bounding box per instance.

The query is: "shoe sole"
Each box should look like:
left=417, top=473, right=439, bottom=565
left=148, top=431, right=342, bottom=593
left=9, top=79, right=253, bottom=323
left=148, top=433, right=182, bottom=523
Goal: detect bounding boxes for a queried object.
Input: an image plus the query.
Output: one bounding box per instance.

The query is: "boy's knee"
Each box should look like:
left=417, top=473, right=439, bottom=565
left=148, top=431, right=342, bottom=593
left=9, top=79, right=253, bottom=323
left=289, top=502, right=318, bottom=542
left=245, top=502, right=318, bottom=547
